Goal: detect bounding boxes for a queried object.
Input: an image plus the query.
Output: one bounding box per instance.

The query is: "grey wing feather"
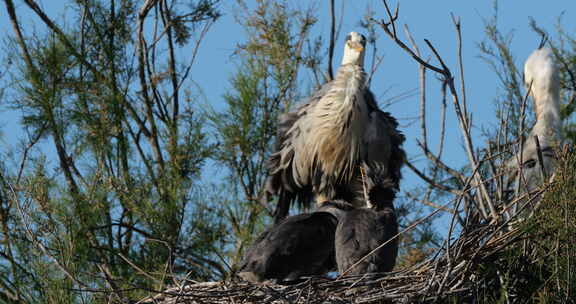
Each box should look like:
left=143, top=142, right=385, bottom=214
left=335, top=208, right=398, bottom=275
left=361, top=93, right=406, bottom=207
left=265, top=82, right=335, bottom=221
left=238, top=211, right=338, bottom=283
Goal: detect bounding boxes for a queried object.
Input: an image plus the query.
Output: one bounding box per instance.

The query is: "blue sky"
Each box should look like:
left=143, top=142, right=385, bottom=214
left=1, top=1, right=575, bottom=230
left=180, top=0, right=576, bottom=189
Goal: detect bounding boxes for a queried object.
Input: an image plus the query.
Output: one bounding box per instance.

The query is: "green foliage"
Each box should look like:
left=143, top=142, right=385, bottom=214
left=1, top=0, right=221, bottom=302
left=469, top=9, right=576, bottom=303
left=207, top=0, right=318, bottom=272
left=469, top=150, right=576, bottom=303
left=520, top=149, right=576, bottom=302
left=0, top=0, right=326, bottom=300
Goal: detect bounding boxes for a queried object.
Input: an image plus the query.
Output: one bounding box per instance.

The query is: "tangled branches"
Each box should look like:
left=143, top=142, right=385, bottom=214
left=137, top=217, right=532, bottom=303
left=138, top=1, right=576, bottom=303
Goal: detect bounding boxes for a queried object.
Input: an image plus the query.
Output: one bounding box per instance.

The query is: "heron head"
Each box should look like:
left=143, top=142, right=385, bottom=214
left=342, top=32, right=366, bottom=66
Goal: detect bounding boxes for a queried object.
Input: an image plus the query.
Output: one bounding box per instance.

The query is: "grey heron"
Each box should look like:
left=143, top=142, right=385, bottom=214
left=264, top=32, right=405, bottom=222
left=507, top=47, right=562, bottom=216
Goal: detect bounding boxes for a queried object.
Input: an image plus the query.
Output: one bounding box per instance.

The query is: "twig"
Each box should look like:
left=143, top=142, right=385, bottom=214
left=451, top=14, right=469, bottom=124
left=404, top=161, right=461, bottom=196
left=424, top=36, right=497, bottom=221
left=380, top=0, right=399, bottom=37
left=534, top=135, right=548, bottom=180
left=370, top=11, right=444, bottom=74
left=416, top=140, right=466, bottom=183
left=5, top=181, right=88, bottom=288
left=403, top=24, right=428, bottom=151
left=510, top=79, right=533, bottom=217
left=359, top=166, right=370, bottom=208
left=327, top=0, right=336, bottom=80
left=405, top=192, right=456, bottom=215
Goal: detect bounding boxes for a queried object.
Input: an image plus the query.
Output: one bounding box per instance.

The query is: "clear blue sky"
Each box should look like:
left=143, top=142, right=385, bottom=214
left=1, top=1, right=575, bottom=229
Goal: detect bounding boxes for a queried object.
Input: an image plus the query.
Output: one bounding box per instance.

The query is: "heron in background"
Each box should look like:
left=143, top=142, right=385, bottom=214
left=264, top=32, right=405, bottom=222
left=507, top=47, right=562, bottom=217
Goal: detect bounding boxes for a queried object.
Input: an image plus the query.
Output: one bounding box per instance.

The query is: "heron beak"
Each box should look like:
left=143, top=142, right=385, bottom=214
left=347, top=41, right=364, bottom=52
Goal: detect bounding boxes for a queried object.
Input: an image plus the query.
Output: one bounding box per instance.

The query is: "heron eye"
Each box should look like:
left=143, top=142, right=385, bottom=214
left=523, top=159, right=537, bottom=169
left=346, top=34, right=351, bottom=41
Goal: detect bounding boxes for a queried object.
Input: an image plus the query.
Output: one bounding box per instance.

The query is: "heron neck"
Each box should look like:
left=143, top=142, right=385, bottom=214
left=532, top=108, right=561, bottom=142
left=341, top=48, right=365, bottom=66
left=335, top=63, right=366, bottom=107
left=533, top=88, right=559, bottom=115
left=533, top=93, right=561, bottom=132
left=308, top=63, right=367, bottom=181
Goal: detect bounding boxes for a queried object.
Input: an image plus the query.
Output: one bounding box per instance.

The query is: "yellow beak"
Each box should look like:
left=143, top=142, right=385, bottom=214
left=347, top=41, right=364, bottom=52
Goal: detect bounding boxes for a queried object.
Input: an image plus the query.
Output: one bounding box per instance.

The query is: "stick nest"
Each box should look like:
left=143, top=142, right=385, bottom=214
left=138, top=217, right=529, bottom=303
left=140, top=149, right=576, bottom=303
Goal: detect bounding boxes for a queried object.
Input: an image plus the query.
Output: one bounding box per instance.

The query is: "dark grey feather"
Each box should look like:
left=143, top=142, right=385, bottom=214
left=334, top=206, right=398, bottom=275
left=238, top=211, right=338, bottom=283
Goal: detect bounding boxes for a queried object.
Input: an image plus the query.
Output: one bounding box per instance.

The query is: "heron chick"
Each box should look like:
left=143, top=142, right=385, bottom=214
left=334, top=203, right=398, bottom=275
left=322, top=179, right=399, bottom=276
left=237, top=208, right=343, bottom=284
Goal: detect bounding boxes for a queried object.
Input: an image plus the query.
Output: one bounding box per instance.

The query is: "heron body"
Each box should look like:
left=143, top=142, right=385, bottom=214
left=335, top=206, right=398, bottom=275
left=239, top=197, right=399, bottom=282
left=525, top=48, right=561, bottom=138
left=291, top=62, right=369, bottom=197
left=318, top=198, right=398, bottom=276
left=243, top=32, right=403, bottom=282
left=266, top=32, right=405, bottom=222
left=507, top=47, right=562, bottom=216
left=507, top=48, right=562, bottom=216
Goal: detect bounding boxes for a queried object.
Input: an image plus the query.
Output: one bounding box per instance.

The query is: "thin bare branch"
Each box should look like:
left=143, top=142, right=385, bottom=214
left=451, top=14, right=469, bottom=129
left=403, top=25, right=427, bottom=147
left=424, top=37, right=497, bottom=221
left=533, top=135, right=548, bottom=180
left=327, top=0, right=336, bottom=80
left=405, top=161, right=461, bottom=196
left=370, top=16, right=444, bottom=74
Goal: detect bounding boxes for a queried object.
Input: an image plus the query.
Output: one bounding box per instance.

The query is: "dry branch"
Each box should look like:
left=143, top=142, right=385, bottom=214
left=105, top=1, right=575, bottom=303
left=137, top=208, right=537, bottom=303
